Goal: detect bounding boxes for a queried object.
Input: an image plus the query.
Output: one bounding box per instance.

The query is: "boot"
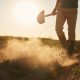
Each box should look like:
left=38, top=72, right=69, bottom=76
left=67, top=40, right=75, bottom=56
left=58, top=35, right=67, bottom=49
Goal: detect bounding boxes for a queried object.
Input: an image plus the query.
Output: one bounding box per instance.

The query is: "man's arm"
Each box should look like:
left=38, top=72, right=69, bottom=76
left=54, top=0, right=61, bottom=10
left=51, top=0, right=61, bottom=15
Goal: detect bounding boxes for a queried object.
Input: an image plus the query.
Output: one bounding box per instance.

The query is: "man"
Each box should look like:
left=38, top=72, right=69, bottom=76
left=51, top=0, right=78, bottom=56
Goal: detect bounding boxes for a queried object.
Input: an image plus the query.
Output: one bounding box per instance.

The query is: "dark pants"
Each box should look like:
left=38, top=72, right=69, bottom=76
left=55, top=8, right=78, bottom=53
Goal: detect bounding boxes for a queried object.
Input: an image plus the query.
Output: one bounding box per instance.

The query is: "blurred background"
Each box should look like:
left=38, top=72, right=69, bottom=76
left=0, top=0, right=80, bottom=40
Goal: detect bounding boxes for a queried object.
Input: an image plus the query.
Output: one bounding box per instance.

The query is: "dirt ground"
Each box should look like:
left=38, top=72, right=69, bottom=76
left=0, top=52, right=80, bottom=80
left=0, top=37, right=80, bottom=80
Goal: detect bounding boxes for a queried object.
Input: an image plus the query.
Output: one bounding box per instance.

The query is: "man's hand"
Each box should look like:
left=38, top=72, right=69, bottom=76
left=51, top=8, right=57, bottom=16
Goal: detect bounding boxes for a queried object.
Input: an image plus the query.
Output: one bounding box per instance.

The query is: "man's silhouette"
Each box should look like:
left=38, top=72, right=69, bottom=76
left=51, top=0, right=78, bottom=56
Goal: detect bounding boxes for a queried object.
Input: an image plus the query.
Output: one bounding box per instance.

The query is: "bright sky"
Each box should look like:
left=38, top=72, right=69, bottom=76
left=0, top=0, right=80, bottom=40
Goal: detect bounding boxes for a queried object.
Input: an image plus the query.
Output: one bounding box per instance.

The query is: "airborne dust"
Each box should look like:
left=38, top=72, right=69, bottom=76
left=0, top=38, right=78, bottom=71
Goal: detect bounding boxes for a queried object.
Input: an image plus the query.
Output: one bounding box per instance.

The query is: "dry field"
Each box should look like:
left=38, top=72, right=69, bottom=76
left=0, top=36, right=80, bottom=80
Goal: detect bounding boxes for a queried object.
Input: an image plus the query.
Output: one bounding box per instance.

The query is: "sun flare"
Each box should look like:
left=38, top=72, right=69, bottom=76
left=14, top=1, right=39, bottom=25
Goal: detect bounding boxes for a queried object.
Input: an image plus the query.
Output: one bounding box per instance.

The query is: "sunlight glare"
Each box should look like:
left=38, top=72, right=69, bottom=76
left=14, top=1, right=39, bottom=25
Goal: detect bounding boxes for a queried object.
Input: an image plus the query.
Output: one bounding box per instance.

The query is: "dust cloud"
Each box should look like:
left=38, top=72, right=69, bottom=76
left=0, top=38, right=78, bottom=70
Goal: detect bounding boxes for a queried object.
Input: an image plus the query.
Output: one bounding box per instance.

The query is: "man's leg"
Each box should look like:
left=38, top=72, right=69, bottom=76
left=55, top=11, right=67, bottom=49
left=67, top=9, right=77, bottom=55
